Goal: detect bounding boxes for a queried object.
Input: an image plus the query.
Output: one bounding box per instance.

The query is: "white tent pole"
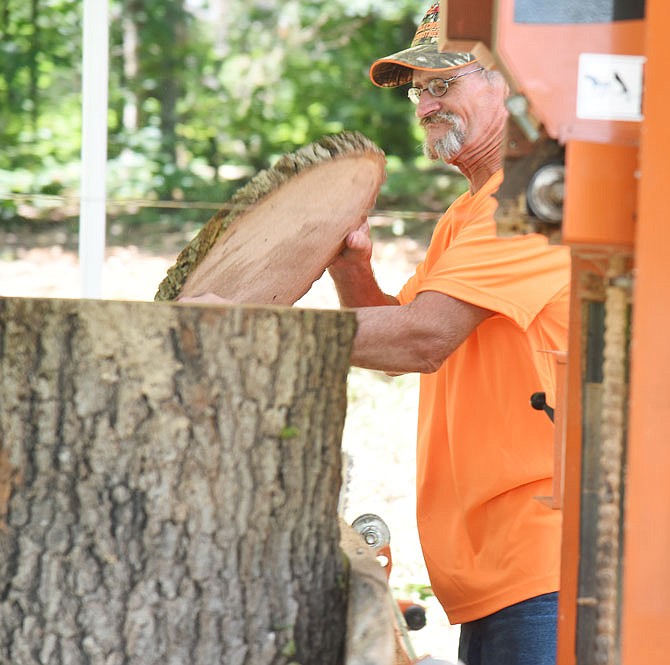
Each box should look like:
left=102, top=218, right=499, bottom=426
left=79, top=0, right=110, bottom=299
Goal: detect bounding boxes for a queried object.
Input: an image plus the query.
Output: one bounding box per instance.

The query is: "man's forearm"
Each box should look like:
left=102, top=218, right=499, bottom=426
left=328, top=262, right=399, bottom=308
left=348, top=291, right=493, bottom=375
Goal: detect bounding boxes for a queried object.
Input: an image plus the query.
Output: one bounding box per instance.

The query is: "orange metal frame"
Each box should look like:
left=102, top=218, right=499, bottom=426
left=493, top=0, right=645, bottom=146
left=537, top=5, right=670, bottom=662
left=437, top=2, right=670, bottom=663
left=621, top=1, right=670, bottom=663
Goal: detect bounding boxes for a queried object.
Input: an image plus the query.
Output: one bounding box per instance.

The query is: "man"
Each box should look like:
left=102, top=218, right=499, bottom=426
left=327, top=3, right=570, bottom=664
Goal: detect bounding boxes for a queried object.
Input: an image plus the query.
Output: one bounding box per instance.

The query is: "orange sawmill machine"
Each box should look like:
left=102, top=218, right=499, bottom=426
left=430, top=0, right=669, bottom=663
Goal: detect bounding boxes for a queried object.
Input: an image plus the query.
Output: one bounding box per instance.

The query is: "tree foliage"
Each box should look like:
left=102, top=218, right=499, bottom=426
left=0, top=0, right=466, bottom=227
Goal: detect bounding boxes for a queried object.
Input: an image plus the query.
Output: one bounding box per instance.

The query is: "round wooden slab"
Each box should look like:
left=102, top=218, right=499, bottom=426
left=155, top=132, right=386, bottom=305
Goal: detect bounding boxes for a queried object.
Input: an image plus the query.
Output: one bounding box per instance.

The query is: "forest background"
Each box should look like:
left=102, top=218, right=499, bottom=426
left=0, top=0, right=468, bottom=235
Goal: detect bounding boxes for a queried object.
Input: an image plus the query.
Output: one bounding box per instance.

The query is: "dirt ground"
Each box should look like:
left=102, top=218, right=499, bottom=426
left=0, top=221, right=460, bottom=663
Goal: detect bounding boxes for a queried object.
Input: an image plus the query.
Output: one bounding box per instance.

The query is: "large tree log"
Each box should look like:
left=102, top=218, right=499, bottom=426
left=0, top=297, right=357, bottom=665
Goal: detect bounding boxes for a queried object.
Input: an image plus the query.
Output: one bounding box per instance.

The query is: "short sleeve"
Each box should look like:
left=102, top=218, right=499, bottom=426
left=418, top=234, right=571, bottom=330
left=397, top=171, right=570, bottom=330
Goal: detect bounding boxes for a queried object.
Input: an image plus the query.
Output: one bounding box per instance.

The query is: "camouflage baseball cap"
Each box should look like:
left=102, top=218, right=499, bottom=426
left=369, top=2, right=478, bottom=88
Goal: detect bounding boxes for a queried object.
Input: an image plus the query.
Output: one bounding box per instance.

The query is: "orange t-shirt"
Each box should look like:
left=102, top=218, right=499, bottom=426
left=397, top=170, right=571, bottom=624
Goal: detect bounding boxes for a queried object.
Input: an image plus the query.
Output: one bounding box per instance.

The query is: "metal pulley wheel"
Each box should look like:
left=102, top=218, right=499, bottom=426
left=527, top=162, right=565, bottom=223
left=351, top=513, right=391, bottom=551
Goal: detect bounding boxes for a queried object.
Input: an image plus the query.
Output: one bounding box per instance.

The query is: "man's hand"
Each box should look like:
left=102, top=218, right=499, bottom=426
left=329, top=219, right=373, bottom=271
left=327, top=218, right=397, bottom=309
left=176, top=293, right=233, bottom=305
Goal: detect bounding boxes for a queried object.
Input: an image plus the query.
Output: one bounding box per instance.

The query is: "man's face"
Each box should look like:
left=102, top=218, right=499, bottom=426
left=411, top=66, right=507, bottom=165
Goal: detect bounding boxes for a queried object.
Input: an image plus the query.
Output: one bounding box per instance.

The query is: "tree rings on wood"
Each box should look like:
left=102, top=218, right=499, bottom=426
left=154, top=131, right=386, bottom=304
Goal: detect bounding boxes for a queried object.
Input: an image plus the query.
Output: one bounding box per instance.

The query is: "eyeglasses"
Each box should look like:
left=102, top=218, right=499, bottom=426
left=407, top=67, right=485, bottom=104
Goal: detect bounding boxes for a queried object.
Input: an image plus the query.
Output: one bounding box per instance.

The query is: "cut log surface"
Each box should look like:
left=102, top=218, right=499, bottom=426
left=0, top=297, right=357, bottom=665
left=155, top=131, right=386, bottom=304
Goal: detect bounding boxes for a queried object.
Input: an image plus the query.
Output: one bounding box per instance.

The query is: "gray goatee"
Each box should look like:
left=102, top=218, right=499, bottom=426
left=422, top=112, right=465, bottom=162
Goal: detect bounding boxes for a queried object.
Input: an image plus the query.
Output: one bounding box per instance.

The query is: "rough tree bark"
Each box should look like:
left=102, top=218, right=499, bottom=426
left=0, top=297, right=357, bottom=665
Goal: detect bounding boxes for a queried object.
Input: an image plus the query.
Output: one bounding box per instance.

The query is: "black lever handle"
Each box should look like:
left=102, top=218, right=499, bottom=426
left=530, top=392, right=554, bottom=423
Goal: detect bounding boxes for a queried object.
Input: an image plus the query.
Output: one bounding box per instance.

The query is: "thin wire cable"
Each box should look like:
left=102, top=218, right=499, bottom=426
left=0, top=192, right=447, bottom=222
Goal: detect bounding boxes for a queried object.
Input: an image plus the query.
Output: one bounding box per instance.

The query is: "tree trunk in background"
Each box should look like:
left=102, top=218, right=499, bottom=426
left=157, top=0, right=185, bottom=183
left=0, top=298, right=356, bottom=665
left=28, top=0, right=39, bottom=129
left=121, top=6, right=139, bottom=132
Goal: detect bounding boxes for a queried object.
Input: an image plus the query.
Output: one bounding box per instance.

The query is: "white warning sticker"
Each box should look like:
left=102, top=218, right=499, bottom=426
left=576, top=53, right=646, bottom=122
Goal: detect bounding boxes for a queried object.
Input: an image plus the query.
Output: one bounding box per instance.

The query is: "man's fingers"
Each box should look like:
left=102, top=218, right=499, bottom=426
left=328, top=219, right=373, bottom=272
left=345, top=221, right=372, bottom=251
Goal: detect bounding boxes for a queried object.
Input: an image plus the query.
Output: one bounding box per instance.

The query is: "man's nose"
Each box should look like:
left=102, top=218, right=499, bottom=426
left=415, top=91, right=441, bottom=119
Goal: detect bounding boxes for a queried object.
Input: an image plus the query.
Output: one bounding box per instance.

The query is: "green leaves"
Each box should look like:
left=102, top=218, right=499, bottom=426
left=1, top=0, right=465, bottom=223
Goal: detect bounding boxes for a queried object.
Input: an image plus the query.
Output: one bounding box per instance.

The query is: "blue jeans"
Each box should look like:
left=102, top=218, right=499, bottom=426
left=458, top=592, right=558, bottom=665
